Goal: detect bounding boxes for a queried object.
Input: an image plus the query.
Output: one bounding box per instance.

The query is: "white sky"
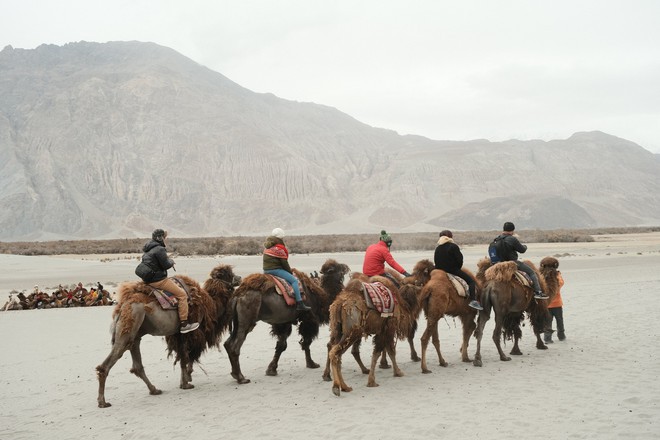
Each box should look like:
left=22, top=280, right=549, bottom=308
left=2, top=0, right=659, bottom=153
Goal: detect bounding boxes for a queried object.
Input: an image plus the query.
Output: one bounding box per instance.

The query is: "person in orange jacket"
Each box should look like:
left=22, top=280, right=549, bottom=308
left=544, top=262, right=566, bottom=343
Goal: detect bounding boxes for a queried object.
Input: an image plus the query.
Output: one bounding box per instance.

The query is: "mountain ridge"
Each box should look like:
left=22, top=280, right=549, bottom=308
left=1, top=41, right=659, bottom=241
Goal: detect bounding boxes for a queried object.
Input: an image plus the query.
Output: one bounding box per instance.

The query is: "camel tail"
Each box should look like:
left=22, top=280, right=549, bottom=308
left=480, top=284, right=494, bottom=316
left=227, top=296, right=238, bottom=339
left=109, top=313, right=120, bottom=345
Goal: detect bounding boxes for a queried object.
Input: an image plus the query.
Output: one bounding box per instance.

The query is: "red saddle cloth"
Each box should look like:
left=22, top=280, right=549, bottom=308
left=267, top=274, right=297, bottom=306
left=362, top=281, right=396, bottom=317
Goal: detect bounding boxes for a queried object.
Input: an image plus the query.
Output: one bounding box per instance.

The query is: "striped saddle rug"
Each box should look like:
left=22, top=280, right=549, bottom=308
left=362, top=281, right=396, bottom=317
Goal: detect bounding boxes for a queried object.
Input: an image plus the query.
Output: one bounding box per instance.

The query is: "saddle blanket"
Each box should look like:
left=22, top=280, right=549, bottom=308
left=362, top=281, right=396, bottom=317
left=514, top=271, right=533, bottom=288
left=150, top=289, right=178, bottom=310
left=267, top=274, right=296, bottom=306
left=446, top=274, right=469, bottom=297
left=149, top=277, right=190, bottom=310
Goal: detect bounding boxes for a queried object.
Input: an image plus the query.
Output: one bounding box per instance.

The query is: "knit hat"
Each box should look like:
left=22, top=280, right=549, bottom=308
left=439, top=230, right=453, bottom=238
left=272, top=228, right=285, bottom=239
left=379, top=230, right=392, bottom=245
left=152, top=229, right=167, bottom=242
left=503, top=222, right=515, bottom=232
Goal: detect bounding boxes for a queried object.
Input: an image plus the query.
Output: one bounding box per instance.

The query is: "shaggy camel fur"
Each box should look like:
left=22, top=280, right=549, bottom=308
left=327, top=276, right=419, bottom=396
left=223, top=259, right=350, bottom=384
left=96, top=265, right=240, bottom=408
left=472, top=259, right=550, bottom=367
left=418, top=266, right=481, bottom=373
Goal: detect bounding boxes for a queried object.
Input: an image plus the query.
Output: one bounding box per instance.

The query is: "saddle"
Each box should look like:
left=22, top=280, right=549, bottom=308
left=446, top=274, right=469, bottom=297
left=513, top=271, right=533, bottom=288
left=266, top=274, right=304, bottom=306
left=361, top=281, right=396, bottom=317
left=149, top=277, right=191, bottom=310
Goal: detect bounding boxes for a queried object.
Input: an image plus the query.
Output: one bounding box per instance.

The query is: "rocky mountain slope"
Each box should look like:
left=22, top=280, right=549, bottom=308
left=1, top=41, right=659, bottom=241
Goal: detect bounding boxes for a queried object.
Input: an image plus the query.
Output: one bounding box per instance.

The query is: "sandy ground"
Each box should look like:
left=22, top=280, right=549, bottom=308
left=1, top=233, right=659, bottom=439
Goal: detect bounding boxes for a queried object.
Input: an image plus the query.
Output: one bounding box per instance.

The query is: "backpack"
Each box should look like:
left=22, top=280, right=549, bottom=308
left=488, top=235, right=508, bottom=264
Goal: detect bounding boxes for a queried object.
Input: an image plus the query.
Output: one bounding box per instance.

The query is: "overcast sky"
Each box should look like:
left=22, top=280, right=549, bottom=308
left=2, top=0, right=659, bottom=153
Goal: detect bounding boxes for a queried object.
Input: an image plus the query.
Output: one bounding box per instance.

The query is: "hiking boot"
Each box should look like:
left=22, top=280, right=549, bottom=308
left=468, top=300, right=484, bottom=311
left=534, top=291, right=549, bottom=300
left=296, top=301, right=312, bottom=311
left=180, top=321, right=200, bottom=334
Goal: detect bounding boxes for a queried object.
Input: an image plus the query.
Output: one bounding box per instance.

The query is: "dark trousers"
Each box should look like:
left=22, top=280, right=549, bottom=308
left=547, top=307, right=565, bottom=335
left=448, top=269, right=476, bottom=301
left=514, top=260, right=541, bottom=292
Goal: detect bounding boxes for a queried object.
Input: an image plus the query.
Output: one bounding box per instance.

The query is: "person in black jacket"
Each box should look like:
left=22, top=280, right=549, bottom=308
left=138, top=229, right=200, bottom=333
left=434, top=230, right=482, bottom=310
left=495, top=222, right=548, bottom=300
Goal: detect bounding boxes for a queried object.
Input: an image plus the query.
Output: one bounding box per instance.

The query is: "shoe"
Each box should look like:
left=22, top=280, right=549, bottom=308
left=296, top=301, right=312, bottom=311
left=534, top=291, right=549, bottom=300
left=544, top=337, right=554, bottom=344
left=468, top=300, right=483, bottom=311
left=558, top=332, right=566, bottom=341
left=180, top=321, right=200, bottom=334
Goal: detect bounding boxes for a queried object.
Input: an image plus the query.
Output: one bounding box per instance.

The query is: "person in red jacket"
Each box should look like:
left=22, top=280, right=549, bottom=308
left=363, top=230, right=411, bottom=285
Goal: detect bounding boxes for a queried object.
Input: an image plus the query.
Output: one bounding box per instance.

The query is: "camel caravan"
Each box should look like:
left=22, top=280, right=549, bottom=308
left=89, top=223, right=564, bottom=407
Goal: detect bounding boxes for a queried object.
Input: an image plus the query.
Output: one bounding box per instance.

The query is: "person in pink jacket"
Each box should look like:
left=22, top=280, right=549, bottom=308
left=363, top=230, right=411, bottom=286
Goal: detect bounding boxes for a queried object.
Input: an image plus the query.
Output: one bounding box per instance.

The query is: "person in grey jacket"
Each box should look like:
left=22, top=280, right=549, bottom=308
left=496, top=222, right=549, bottom=300
left=137, top=229, right=200, bottom=333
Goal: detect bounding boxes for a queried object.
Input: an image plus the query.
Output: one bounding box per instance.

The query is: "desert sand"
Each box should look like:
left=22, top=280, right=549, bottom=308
left=1, top=233, right=659, bottom=439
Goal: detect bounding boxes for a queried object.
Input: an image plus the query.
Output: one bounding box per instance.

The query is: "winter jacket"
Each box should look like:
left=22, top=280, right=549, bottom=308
left=548, top=272, right=565, bottom=308
left=498, top=233, right=528, bottom=262
left=433, top=236, right=464, bottom=273
left=263, top=236, right=292, bottom=273
left=363, top=240, right=406, bottom=276
left=139, top=239, right=174, bottom=283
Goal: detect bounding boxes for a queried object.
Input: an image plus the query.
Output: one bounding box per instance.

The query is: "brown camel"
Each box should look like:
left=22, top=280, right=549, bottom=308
left=327, top=276, right=419, bottom=396
left=472, top=258, right=550, bottom=367
left=418, top=266, right=480, bottom=373
left=223, top=259, right=350, bottom=384
left=322, top=260, right=433, bottom=380
left=96, top=265, right=241, bottom=408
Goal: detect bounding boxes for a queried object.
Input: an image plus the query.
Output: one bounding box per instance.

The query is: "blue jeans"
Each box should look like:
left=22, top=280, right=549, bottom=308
left=264, top=269, right=302, bottom=302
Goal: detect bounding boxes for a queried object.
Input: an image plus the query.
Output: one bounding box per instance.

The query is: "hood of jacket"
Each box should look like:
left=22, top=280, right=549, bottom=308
left=143, top=239, right=165, bottom=253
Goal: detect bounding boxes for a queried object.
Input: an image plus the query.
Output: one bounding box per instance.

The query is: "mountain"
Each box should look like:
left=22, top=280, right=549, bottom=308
left=1, top=41, right=659, bottom=241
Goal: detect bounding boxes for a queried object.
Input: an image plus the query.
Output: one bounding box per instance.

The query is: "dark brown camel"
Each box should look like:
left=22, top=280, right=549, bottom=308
left=327, top=276, right=419, bottom=396
left=418, top=266, right=481, bottom=373
left=472, top=258, right=550, bottom=367
left=223, top=259, right=350, bottom=384
left=96, top=265, right=241, bottom=408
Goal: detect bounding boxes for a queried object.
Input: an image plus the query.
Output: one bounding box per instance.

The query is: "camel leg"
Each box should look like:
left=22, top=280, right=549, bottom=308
left=181, top=361, right=194, bottom=389
left=224, top=300, right=258, bottom=384
left=330, top=333, right=359, bottom=396
left=298, top=319, right=321, bottom=369
left=430, top=319, right=448, bottom=368
left=223, top=324, right=253, bottom=384
left=493, top=316, right=511, bottom=361
left=473, top=309, right=490, bottom=367
left=379, top=351, right=391, bottom=369
left=351, top=340, right=370, bottom=374
left=420, top=319, right=434, bottom=374
left=322, top=339, right=333, bottom=381
left=266, top=324, right=291, bottom=376
left=385, top=338, right=404, bottom=378
left=178, top=345, right=194, bottom=390
left=535, top=330, right=548, bottom=350
left=96, top=334, right=131, bottom=408
left=128, top=338, right=162, bottom=396
left=460, top=315, right=476, bottom=363
left=408, top=320, right=421, bottom=362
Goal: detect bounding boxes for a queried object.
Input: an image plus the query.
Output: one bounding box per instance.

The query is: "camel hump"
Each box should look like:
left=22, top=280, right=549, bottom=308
left=484, top=261, right=518, bottom=282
